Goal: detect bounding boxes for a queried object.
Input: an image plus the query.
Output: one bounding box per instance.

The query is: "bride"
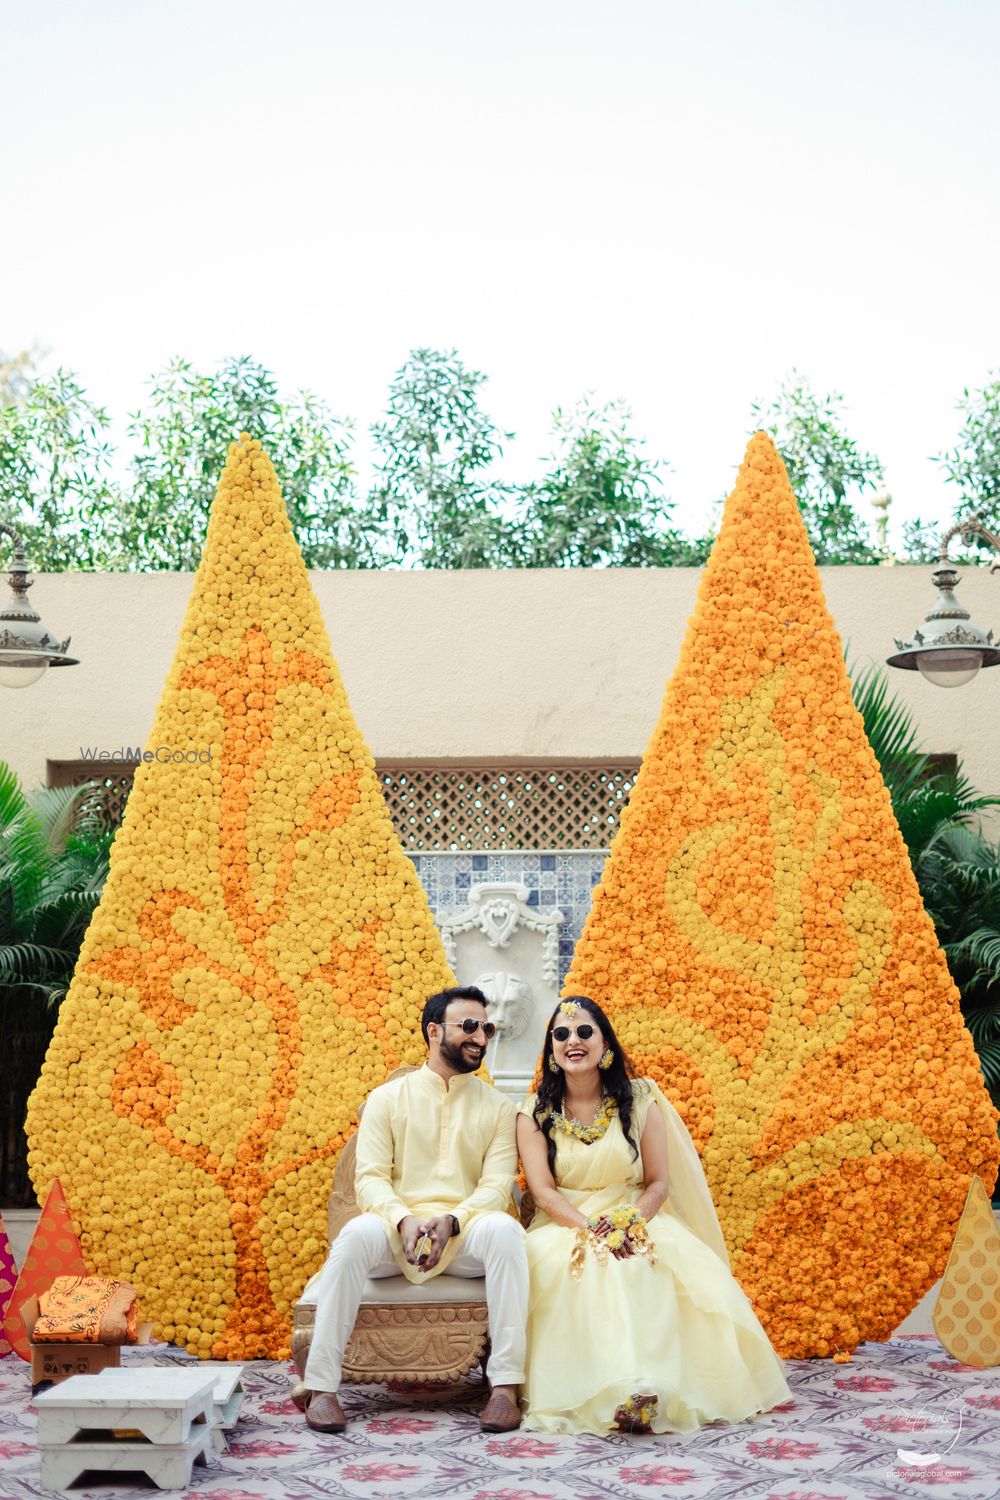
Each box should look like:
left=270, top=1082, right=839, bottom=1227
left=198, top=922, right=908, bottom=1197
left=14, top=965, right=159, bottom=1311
left=516, top=996, right=793, bottom=1435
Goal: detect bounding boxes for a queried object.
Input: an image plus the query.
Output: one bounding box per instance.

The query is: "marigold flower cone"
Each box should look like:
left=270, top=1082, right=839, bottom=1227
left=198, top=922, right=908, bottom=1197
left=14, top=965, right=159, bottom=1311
left=565, top=431, right=1000, bottom=1358
left=25, top=436, right=454, bottom=1359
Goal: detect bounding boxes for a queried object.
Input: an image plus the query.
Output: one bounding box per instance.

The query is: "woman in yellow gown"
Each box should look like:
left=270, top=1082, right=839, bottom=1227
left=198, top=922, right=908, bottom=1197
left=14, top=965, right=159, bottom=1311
left=516, top=996, right=793, bottom=1436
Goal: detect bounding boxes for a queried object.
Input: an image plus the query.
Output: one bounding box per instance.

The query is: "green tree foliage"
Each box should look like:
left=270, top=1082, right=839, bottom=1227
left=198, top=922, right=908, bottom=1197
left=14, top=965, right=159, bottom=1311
left=125, top=356, right=369, bottom=569
left=370, top=348, right=515, bottom=567
left=0, top=369, right=123, bottom=570
left=899, top=518, right=944, bottom=564
left=751, top=374, right=884, bottom=563
left=0, top=764, right=113, bottom=1204
left=935, top=373, right=1000, bottom=554
left=0, top=347, right=39, bottom=407
left=519, top=399, right=711, bottom=567
left=3, top=349, right=923, bottom=572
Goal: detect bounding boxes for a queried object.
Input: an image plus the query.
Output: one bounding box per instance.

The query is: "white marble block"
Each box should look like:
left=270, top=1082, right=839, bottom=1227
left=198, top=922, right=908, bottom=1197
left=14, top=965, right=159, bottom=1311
left=34, top=1367, right=216, bottom=1446
left=196, top=1363, right=246, bottom=1429
left=38, top=1425, right=213, bottom=1492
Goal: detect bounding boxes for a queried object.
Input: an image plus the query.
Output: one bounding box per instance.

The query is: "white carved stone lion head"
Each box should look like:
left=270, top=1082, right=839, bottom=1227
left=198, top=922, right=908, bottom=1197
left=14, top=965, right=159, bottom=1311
left=475, top=971, right=533, bottom=1041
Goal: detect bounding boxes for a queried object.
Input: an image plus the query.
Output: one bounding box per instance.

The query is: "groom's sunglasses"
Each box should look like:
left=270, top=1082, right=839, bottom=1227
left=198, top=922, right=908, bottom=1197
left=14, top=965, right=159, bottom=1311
left=444, top=1017, right=497, bottom=1040
left=552, top=1024, right=596, bottom=1042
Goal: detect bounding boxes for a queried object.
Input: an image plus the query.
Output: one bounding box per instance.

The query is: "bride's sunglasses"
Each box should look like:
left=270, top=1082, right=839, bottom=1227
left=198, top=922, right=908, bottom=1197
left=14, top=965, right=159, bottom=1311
left=552, top=1023, right=596, bottom=1042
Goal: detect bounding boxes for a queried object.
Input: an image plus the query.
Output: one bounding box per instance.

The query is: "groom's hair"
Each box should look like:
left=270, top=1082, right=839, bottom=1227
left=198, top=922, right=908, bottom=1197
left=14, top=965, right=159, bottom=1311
left=421, top=985, right=489, bottom=1043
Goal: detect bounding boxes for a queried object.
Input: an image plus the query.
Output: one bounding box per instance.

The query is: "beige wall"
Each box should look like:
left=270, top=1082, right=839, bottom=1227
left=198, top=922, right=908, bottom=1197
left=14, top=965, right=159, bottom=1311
left=2, top=566, right=998, bottom=801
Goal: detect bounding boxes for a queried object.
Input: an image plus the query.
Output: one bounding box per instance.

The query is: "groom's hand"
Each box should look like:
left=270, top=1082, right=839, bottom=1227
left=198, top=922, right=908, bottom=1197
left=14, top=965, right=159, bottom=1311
left=398, top=1215, right=428, bottom=1264
left=414, top=1214, right=456, bottom=1272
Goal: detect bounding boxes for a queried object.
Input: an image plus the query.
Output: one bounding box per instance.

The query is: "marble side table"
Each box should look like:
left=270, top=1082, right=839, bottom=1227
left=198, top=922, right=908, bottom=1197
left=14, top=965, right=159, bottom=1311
left=35, top=1368, right=216, bottom=1490
left=38, top=1427, right=213, bottom=1492
left=196, top=1363, right=246, bottom=1429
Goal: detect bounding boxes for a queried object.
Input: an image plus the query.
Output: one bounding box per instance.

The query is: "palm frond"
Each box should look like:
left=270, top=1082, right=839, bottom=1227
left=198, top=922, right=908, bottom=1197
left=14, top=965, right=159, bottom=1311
left=0, top=762, right=27, bottom=829
left=947, top=928, right=1000, bottom=989
left=928, top=824, right=1000, bottom=868
left=0, top=975, right=72, bottom=1011
left=0, top=941, right=75, bottom=984
left=27, top=785, right=90, bottom=852
left=974, top=1038, right=1000, bottom=1090
left=29, top=888, right=103, bottom=946
left=908, top=794, right=1000, bottom=870
left=849, top=657, right=929, bottom=804
left=965, top=1007, right=1000, bottom=1046
left=0, top=807, right=51, bottom=915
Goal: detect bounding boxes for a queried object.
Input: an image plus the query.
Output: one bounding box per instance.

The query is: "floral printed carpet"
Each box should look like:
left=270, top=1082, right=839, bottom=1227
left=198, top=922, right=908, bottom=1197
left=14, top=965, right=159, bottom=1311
left=1, top=1335, right=999, bottom=1500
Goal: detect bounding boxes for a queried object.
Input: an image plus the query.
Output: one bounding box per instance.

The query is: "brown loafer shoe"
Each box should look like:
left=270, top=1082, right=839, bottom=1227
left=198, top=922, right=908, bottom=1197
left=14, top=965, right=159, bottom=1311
left=479, top=1390, right=521, bottom=1433
left=304, top=1390, right=347, bottom=1433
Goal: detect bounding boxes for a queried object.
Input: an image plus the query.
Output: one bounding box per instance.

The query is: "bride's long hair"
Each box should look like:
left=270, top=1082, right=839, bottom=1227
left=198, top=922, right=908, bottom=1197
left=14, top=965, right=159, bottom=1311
left=533, top=995, right=639, bottom=1175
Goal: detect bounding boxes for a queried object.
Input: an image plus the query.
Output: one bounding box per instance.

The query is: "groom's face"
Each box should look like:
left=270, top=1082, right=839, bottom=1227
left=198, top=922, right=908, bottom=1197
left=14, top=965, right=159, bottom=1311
left=434, top=999, right=490, bottom=1073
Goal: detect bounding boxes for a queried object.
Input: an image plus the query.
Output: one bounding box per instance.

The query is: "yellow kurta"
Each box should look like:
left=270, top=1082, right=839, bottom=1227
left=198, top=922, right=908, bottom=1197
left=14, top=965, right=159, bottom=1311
left=519, top=1080, right=793, bottom=1435
left=354, top=1065, right=517, bottom=1282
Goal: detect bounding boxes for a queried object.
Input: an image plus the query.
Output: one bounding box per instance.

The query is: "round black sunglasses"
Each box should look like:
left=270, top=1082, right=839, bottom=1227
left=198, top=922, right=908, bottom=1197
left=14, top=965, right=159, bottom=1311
left=552, top=1023, right=596, bottom=1042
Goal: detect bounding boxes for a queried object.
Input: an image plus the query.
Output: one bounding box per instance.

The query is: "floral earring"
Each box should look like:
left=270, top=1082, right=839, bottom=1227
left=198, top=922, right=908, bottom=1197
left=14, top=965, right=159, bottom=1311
left=548, top=1055, right=560, bottom=1074
left=599, top=1049, right=614, bottom=1070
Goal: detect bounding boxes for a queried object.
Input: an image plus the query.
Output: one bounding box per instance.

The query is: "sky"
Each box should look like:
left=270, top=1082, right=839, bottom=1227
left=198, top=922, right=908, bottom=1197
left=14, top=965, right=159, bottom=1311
left=4, top=0, right=999, bottom=547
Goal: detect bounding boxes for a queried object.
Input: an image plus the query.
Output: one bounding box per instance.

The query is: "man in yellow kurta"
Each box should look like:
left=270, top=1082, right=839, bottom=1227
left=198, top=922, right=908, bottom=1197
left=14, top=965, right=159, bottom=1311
left=302, top=986, right=528, bottom=1434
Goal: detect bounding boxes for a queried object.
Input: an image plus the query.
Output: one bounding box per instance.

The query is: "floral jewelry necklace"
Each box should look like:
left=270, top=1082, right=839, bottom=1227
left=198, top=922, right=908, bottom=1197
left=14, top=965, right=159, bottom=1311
left=551, top=1094, right=617, bottom=1144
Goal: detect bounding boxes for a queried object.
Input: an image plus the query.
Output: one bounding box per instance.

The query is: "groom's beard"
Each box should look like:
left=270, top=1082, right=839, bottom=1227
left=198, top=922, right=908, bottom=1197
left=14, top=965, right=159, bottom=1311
left=440, top=1035, right=484, bottom=1073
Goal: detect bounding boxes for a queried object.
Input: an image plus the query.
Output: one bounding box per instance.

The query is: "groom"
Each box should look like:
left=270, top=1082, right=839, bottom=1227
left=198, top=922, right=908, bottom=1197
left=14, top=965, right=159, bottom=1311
left=302, top=986, right=528, bottom=1434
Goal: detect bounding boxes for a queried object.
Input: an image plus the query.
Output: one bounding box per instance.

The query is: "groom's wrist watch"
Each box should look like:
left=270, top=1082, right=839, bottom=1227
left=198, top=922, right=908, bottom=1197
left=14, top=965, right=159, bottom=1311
left=448, top=1215, right=460, bottom=1238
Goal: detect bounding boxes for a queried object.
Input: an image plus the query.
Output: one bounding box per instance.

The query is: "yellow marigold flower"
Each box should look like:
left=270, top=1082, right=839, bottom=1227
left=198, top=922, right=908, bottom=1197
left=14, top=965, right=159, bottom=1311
left=565, top=432, right=1000, bottom=1358
left=25, top=436, right=454, bottom=1359
left=608, top=1206, right=636, bottom=1230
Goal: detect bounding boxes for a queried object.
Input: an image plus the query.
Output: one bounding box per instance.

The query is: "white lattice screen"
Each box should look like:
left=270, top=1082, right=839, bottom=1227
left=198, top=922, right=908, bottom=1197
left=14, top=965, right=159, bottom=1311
left=49, top=762, right=137, bottom=828
left=378, top=765, right=638, bottom=850
left=49, top=760, right=638, bottom=851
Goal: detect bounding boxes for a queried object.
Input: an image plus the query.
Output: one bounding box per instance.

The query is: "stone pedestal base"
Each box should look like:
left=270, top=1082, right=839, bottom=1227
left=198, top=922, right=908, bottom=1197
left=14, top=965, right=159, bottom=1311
left=291, top=1299, right=489, bottom=1389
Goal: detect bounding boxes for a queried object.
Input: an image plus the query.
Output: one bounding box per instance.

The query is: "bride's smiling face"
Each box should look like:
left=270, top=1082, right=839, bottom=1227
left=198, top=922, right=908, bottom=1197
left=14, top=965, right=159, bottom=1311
left=551, top=1015, right=605, bottom=1077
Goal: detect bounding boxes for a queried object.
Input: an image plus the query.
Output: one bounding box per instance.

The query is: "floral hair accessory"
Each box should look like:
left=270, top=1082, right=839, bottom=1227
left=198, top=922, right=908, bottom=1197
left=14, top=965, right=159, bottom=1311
left=559, top=1000, right=580, bottom=1017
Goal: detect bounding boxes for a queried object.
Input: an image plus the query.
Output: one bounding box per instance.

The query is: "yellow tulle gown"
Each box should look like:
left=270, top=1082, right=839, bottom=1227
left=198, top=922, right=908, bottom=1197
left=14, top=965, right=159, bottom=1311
left=518, top=1079, right=793, bottom=1436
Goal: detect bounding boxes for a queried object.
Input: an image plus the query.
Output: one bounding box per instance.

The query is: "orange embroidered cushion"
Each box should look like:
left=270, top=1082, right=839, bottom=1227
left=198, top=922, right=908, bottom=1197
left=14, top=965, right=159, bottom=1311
left=34, top=1276, right=138, bottom=1345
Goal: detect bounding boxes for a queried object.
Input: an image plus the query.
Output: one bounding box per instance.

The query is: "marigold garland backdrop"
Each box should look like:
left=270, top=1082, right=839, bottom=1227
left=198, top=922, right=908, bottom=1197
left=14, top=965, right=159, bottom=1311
left=25, top=436, right=454, bottom=1359
left=565, top=432, right=1000, bottom=1359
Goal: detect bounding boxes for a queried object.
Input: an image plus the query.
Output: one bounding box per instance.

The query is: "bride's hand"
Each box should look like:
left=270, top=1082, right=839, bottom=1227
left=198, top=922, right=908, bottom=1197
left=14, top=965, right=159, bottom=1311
left=610, top=1237, right=635, bottom=1259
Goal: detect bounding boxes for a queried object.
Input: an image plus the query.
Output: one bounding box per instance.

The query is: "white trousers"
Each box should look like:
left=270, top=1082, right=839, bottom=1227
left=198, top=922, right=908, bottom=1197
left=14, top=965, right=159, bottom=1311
left=303, top=1211, right=529, bottom=1392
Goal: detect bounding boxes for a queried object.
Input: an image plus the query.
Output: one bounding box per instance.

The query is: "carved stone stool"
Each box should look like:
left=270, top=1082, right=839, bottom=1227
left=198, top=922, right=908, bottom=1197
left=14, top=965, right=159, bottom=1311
left=291, top=1273, right=489, bottom=1387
